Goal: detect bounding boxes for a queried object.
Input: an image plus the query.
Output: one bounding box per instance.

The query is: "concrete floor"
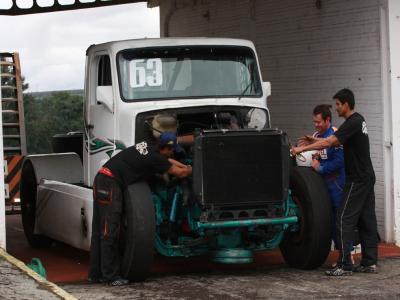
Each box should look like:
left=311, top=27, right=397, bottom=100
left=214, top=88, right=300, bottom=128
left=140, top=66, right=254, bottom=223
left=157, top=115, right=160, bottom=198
left=0, top=258, right=60, bottom=300
left=62, top=257, right=400, bottom=299
left=6, top=214, right=400, bottom=299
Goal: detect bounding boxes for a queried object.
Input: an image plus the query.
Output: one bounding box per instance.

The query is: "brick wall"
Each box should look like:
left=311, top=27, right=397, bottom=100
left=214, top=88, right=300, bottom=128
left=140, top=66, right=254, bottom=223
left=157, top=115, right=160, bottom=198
left=159, top=0, right=386, bottom=237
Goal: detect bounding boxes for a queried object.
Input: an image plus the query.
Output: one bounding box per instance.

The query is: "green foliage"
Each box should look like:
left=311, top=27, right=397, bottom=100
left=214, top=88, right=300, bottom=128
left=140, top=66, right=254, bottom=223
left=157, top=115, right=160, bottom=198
left=24, top=92, right=83, bottom=154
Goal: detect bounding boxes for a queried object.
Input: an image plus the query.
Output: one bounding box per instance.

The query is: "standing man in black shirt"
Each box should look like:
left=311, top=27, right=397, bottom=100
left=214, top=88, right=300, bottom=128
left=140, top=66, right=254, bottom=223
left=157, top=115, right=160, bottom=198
left=88, top=132, right=192, bottom=286
left=291, top=88, right=378, bottom=276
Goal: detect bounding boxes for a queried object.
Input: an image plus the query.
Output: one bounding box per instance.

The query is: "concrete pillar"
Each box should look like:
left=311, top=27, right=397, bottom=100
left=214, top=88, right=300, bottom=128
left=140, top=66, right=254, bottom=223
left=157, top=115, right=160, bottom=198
left=388, top=0, right=400, bottom=245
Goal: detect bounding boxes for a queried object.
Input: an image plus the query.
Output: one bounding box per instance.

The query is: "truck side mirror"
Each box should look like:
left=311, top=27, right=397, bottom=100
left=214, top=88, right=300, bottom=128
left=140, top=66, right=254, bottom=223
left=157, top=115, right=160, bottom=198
left=262, top=82, right=271, bottom=98
left=96, top=86, right=114, bottom=112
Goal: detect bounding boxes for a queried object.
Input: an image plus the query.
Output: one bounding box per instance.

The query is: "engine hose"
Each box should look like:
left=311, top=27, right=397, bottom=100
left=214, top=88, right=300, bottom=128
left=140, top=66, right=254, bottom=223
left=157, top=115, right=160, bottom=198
left=167, top=190, right=180, bottom=241
left=169, top=191, right=179, bottom=222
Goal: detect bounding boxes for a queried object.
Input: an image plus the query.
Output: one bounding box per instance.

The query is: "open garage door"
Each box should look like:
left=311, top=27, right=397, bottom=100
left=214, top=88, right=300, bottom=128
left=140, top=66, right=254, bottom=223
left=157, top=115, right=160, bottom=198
left=156, top=0, right=400, bottom=244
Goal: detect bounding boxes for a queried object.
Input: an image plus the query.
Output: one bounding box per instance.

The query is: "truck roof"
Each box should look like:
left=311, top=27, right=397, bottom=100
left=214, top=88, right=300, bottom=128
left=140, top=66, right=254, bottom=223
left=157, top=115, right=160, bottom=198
left=86, top=37, right=256, bottom=55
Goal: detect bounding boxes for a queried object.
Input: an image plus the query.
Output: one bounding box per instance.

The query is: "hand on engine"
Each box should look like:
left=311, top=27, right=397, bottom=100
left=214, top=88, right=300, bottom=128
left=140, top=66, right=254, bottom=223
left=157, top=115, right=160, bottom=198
left=290, top=146, right=303, bottom=156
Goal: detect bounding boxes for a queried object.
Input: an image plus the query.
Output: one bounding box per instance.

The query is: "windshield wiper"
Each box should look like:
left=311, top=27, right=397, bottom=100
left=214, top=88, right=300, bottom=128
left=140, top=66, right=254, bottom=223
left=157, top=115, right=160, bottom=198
left=238, top=82, right=252, bottom=100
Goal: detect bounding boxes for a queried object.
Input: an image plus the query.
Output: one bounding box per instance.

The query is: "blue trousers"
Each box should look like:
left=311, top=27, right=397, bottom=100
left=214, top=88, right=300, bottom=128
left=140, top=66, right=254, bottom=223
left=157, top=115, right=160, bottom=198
left=325, top=179, right=343, bottom=248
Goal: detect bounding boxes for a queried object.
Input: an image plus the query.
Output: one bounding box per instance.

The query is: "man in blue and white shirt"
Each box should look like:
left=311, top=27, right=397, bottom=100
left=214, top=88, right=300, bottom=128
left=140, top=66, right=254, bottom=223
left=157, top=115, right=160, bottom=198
left=301, top=104, right=345, bottom=249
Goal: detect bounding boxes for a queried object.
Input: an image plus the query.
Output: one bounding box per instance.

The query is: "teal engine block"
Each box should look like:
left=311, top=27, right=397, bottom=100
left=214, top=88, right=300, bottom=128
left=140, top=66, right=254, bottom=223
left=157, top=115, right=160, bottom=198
left=151, top=182, right=299, bottom=264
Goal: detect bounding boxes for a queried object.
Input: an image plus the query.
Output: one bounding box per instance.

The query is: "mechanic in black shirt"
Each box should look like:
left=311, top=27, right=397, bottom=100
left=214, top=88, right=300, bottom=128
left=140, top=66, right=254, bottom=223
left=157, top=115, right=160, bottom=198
left=291, top=88, right=378, bottom=276
left=88, top=132, right=192, bottom=286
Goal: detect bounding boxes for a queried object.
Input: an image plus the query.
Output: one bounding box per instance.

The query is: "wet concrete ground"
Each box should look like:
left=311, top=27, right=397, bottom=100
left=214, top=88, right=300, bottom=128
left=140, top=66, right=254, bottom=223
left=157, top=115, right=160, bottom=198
left=62, top=256, right=400, bottom=299
left=0, top=258, right=59, bottom=300
left=5, top=214, right=400, bottom=299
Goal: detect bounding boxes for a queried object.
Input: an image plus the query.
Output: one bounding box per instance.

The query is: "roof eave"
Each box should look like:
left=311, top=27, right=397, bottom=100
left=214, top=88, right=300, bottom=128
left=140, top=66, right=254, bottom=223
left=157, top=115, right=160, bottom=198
left=0, top=0, right=151, bottom=16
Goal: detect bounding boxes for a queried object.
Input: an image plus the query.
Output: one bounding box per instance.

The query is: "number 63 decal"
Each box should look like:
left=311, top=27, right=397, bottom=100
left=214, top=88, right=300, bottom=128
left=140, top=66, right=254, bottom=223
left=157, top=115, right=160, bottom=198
left=130, top=58, right=163, bottom=88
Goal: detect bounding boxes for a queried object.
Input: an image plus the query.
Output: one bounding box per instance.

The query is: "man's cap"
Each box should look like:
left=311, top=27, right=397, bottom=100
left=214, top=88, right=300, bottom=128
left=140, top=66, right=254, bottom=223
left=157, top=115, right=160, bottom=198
left=159, top=131, right=182, bottom=152
left=151, top=114, right=177, bottom=138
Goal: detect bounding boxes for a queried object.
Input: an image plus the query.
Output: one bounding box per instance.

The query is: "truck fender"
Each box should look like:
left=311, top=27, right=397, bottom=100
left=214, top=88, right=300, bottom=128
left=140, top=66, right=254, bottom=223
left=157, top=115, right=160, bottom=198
left=23, top=152, right=83, bottom=184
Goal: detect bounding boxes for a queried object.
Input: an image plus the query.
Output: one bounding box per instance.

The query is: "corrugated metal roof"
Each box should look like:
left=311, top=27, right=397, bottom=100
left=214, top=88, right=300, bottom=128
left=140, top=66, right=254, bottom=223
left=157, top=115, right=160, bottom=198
left=0, top=0, right=148, bottom=16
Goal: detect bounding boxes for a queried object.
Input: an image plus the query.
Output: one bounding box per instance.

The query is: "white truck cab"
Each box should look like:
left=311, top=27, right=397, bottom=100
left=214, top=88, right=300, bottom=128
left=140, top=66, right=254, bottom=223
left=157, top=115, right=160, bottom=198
left=84, top=38, right=271, bottom=186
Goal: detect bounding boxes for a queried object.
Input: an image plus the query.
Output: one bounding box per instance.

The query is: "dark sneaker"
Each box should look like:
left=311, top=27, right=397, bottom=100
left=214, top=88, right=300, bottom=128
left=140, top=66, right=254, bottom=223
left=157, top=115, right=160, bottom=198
left=88, top=277, right=107, bottom=284
left=325, top=265, right=353, bottom=276
left=353, top=264, right=377, bottom=273
left=109, top=278, right=130, bottom=286
left=331, top=254, right=355, bottom=268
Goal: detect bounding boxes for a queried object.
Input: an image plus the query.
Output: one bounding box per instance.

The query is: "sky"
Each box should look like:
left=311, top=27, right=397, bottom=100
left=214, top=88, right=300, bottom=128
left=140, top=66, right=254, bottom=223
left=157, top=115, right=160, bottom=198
left=0, top=2, right=160, bottom=92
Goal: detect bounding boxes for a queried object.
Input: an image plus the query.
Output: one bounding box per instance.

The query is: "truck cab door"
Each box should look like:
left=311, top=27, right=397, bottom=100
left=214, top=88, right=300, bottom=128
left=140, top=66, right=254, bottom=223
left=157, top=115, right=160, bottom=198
left=83, top=53, right=116, bottom=186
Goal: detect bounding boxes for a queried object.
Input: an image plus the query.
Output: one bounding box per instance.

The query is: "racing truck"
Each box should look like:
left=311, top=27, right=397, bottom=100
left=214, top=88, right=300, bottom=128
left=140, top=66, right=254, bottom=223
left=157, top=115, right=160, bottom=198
left=20, top=38, right=332, bottom=281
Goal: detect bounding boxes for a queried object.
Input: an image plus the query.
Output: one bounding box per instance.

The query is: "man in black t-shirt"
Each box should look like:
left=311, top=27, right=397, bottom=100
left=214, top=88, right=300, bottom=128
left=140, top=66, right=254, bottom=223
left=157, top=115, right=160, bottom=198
left=88, top=132, right=192, bottom=286
left=291, top=88, right=378, bottom=276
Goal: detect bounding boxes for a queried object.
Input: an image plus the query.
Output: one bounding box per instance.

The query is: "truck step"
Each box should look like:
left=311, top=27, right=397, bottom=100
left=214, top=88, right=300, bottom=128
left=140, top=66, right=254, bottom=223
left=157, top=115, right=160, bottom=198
left=2, top=123, right=20, bottom=127
left=1, top=86, right=17, bottom=90
left=0, top=61, right=14, bottom=66
left=0, top=73, right=15, bottom=78
left=4, top=146, right=21, bottom=151
left=1, top=98, right=18, bottom=102
left=2, top=110, right=19, bottom=114
left=3, top=135, right=21, bottom=139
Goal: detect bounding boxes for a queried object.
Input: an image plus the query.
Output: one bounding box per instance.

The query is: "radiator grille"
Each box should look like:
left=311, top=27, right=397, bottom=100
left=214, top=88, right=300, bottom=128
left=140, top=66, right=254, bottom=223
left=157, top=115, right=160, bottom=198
left=194, top=130, right=289, bottom=207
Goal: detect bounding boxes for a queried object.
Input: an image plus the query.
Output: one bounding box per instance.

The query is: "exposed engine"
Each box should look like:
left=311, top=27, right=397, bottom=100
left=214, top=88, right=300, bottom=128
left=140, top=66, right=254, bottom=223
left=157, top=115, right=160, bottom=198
left=136, top=107, right=293, bottom=259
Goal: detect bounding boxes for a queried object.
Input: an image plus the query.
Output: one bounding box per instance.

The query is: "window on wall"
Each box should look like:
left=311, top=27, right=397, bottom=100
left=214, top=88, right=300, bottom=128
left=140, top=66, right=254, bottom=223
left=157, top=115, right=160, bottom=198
left=97, top=55, right=112, bottom=86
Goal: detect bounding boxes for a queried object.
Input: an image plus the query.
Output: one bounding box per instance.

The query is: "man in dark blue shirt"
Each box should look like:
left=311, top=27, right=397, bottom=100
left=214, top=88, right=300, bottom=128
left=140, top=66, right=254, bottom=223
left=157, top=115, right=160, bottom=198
left=292, top=89, right=378, bottom=276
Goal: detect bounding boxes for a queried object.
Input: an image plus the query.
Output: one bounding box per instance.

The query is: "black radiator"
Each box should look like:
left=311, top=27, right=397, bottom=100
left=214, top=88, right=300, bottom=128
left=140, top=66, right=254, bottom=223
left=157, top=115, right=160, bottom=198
left=193, top=129, right=289, bottom=207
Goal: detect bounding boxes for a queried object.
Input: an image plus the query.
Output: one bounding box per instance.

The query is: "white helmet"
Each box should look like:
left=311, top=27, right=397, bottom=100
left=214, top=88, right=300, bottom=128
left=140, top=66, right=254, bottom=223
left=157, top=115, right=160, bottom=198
left=296, top=150, right=318, bottom=167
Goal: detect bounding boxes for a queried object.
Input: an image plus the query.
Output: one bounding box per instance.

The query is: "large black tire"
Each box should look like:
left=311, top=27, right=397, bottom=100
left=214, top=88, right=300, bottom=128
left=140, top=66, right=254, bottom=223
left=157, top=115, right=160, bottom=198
left=20, top=161, right=52, bottom=248
left=120, top=182, right=155, bottom=282
left=279, top=166, right=332, bottom=269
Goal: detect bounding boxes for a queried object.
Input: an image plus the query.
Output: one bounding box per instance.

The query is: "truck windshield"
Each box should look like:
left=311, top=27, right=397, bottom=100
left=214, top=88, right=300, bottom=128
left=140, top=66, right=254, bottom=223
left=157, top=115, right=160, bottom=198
left=117, top=46, right=262, bottom=101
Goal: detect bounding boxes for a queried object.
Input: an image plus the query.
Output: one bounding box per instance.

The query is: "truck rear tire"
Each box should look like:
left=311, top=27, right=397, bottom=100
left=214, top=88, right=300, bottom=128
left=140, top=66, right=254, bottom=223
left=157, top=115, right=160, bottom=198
left=120, top=182, right=155, bottom=282
left=20, top=161, right=52, bottom=248
left=279, top=166, right=331, bottom=269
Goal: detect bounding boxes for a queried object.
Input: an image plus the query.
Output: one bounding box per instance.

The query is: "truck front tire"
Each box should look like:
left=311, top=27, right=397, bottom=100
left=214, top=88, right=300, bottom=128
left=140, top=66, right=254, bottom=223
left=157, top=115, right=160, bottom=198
left=20, top=160, right=52, bottom=248
left=280, top=166, right=332, bottom=269
left=120, top=182, right=155, bottom=282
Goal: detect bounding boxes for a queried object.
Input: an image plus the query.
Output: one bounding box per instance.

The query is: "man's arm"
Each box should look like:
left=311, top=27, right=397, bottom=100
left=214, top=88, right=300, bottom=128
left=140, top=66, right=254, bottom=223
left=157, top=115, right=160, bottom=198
left=168, top=158, right=187, bottom=168
left=167, top=158, right=192, bottom=178
left=291, top=135, right=341, bottom=155
left=297, top=135, right=322, bottom=147
left=177, top=135, right=194, bottom=146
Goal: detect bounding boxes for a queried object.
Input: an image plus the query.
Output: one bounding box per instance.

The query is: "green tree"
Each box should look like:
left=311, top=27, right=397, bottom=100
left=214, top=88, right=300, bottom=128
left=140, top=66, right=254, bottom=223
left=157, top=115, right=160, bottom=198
left=24, top=91, right=83, bottom=154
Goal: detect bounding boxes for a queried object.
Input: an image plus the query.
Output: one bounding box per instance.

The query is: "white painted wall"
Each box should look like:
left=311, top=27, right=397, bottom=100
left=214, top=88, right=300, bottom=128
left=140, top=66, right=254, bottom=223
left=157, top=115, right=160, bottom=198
left=379, top=2, right=394, bottom=243
left=387, top=0, right=400, bottom=245
left=159, top=0, right=389, bottom=239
